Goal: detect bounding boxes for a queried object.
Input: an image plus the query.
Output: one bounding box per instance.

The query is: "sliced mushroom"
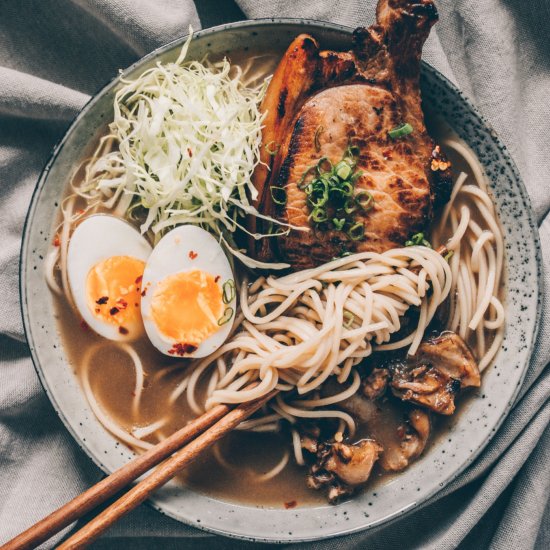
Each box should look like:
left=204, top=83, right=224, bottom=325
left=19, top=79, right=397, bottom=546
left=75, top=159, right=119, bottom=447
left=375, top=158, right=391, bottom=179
left=298, top=423, right=321, bottom=454
left=307, top=440, right=382, bottom=504
left=324, top=440, right=382, bottom=486
left=362, top=368, right=390, bottom=400
left=390, top=332, right=480, bottom=415
left=417, top=332, right=480, bottom=388
left=379, top=409, right=430, bottom=471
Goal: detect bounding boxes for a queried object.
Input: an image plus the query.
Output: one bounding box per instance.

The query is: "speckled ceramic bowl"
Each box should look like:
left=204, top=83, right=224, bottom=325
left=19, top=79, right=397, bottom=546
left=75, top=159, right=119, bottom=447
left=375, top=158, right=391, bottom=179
left=20, top=20, right=542, bottom=543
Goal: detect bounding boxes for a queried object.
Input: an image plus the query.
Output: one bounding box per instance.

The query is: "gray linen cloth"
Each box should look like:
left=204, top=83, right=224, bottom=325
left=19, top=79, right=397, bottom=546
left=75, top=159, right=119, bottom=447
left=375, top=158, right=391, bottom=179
left=1, top=0, right=549, bottom=548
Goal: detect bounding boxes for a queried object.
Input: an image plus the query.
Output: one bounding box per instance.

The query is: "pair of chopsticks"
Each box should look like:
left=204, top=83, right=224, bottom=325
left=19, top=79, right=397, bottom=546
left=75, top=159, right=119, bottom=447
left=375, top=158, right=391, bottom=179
left=2, top=389, right=277, bottom=549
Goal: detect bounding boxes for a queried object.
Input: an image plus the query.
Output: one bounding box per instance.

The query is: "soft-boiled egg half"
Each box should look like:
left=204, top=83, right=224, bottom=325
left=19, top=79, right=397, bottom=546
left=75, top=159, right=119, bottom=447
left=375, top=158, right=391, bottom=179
left=140, top=225, right=236, bottom=358
left=67, top=215, right=152, bottom=341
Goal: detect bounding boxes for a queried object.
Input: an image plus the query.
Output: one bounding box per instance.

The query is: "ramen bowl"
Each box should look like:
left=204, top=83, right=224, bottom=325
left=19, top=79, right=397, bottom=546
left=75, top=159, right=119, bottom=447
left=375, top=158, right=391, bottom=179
left=20, top=20, right=541, bottom=542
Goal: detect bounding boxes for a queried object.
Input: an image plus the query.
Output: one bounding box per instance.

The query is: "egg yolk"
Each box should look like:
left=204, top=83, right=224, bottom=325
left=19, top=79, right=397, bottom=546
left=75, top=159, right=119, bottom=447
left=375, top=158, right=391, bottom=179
left=86, top=255, right=145, bottom=335
left=150, top=270, right=224, bottom=348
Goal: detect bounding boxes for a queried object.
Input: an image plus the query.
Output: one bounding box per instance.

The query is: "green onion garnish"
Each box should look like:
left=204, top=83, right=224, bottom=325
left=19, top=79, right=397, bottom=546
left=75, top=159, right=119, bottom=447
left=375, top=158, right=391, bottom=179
left=264, top=141, right=280, bottom=155
left=348, top=222, right=365, bottom=241
left=355, top=190, right=374, bottom=211
left=317, top=157, right=333, bottom=175
left=298, top=164, right=317, bottom=189
left=444, top=250, right=454, bottom=262
left=297, top=144, right=375, bottom=233
left=405, top=232, right=432, bottom=248
left=311, top=207, right=328, bottom=223
left=343, top=310, right=355, bottom=328
left=335, top=161, right=352, bottom=181
left=217, top=306, right=234, bottom=326
left=222, top=279, right=236, bottom=304
left=388, top=123, right=413, bottom=139
left=344, top=200, right=357, bottom=214
left=332, top=218, right=346, bottom=231
left=270, top=186, right=287, bottom=206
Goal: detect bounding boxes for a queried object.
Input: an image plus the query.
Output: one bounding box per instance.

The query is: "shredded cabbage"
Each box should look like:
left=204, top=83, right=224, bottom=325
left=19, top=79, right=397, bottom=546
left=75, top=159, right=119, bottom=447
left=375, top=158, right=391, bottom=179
left=91, top=31, right=290, bottom=269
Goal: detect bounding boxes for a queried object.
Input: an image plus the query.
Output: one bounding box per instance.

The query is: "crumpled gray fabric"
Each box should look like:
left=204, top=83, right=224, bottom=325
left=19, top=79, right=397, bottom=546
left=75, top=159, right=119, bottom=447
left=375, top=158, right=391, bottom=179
left=0, top=0, right=548, bottom=548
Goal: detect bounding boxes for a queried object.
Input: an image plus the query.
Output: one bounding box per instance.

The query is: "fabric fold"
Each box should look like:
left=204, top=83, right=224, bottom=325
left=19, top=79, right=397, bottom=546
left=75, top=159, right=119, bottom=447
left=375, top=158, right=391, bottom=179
left=0, top=1, right=548, bottom=549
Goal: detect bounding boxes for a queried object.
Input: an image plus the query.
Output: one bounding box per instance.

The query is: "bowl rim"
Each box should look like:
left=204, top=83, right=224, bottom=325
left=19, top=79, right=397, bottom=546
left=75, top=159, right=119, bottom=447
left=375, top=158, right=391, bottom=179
left=19, top=17, right=543, bottom=543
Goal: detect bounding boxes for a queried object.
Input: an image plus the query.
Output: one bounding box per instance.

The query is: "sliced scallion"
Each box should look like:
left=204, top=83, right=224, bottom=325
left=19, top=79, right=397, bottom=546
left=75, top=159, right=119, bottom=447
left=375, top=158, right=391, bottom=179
left=311, top=207, right=328, bottom=223
left=405, top=232, right=432, bottom=248
left=264, top=141, right=280, bottom=155
left=316, top=157, right=333, bottom=175
left=335, top=161, right=352, bottom=180
left=332, top=218, right=346, bottom=231
left=222, top=279, right=236, bottom=304
left=270, top=186, right=287, bottom=206
left=343, top=310, right=355, bottom=328
left=355, top=190, right=374, bottom=211
left=348, top=222, right=365, bottom=241
left=344, top=200, right=357, bottom=214
left=217, top=306, right=234, bottom=326
left=298, top=164, right=317, bottom=189
left=388, top=122, right=413, bottom=139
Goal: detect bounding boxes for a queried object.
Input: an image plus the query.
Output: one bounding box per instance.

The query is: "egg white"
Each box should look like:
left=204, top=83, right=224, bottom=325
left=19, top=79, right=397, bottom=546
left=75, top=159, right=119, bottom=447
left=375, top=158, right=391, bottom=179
left=67, top=215, right=152, bottom=341
left=140, top=225, right=236, bottom=358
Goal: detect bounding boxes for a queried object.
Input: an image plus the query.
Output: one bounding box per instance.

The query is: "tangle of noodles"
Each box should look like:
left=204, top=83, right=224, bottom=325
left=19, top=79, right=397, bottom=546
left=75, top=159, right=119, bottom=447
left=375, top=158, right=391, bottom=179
left=432, top=138, right=505, bottom=371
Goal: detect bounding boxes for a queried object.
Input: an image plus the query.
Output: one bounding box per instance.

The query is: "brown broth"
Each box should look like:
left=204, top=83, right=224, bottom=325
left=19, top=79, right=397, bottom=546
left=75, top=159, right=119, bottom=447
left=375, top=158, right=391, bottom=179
left=54, top=292, right=329, bottom=507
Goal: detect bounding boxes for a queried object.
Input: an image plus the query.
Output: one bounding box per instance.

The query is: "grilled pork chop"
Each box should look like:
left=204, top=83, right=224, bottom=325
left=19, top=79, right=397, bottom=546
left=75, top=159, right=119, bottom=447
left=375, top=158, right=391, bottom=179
left=250, top=0, right=451, bottom=270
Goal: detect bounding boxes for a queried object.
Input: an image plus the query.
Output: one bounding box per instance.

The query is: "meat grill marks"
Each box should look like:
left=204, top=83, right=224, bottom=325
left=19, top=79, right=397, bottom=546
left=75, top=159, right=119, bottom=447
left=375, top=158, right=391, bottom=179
left=251, top=0, right=452, bottom=270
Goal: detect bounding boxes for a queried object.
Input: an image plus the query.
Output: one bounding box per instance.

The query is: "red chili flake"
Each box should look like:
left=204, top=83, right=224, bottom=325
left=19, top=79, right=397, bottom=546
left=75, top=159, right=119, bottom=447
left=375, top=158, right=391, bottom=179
left=382, top=149, right=392, bottom=160
left=188, top=250, right=198, bottom=260
left=119, top=326, right=129, bottom=335
left=53, top=235, right=60, bottom=247
left=214, top=275, right=221, bottom=283
left=80, top=320, right=89, bottom=331
left=134, top=303, right=139, bottom=307
left=168, top=343, right=198, bottom=356
left=95, top=308, right=100, bottom=314
left=141, top=288, right=147, bottom=297
left=109, top=307, right=119, bottom=316
left=115, top=298, right=128, bottom=310
left=135, top=275, right=143, bottom=285
left=187, top=148, right=193, bottom=157
left=284, top=500, right=297, bottom=509
left=96, top=296, right=108, bottom=305
left=77, top=209, right=85, bottom=215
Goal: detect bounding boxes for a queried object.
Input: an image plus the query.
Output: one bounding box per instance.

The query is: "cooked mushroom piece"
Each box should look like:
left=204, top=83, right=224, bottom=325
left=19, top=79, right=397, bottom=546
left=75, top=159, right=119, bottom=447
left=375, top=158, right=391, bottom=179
left=324, top=440, right=382, bottom=486
left=362, top=367, right=390, bottom=400
left=307, top=440, right=382, bottom=503
left=390, top=332, right=480, bottom=415
left=379, top=409, right=430, bottom=471
left=298, top=423, right=321, bottom=454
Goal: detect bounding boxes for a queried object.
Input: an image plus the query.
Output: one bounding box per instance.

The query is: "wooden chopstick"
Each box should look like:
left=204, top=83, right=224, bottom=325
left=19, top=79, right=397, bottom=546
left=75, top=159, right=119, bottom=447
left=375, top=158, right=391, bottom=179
left=1, top=390, right=275, bottom=550
left=57, top=390, right=276, bottom=549
left=1, top=403, right=230, bottom=550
